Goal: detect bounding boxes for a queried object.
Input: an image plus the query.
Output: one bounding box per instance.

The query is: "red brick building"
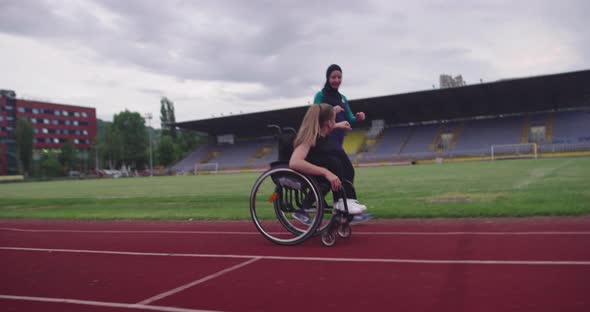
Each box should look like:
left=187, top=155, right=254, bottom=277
left=1, top=90, right=97, bottom=175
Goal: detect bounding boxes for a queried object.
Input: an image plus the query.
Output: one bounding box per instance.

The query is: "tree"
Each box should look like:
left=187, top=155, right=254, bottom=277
left=40, top=151, right=62, bottom=177
left=174, top=130, right=201, bottom=160
left=94, top=119, right=113, bottom=170
left=15, top=118, right=34, bottom=176
left=155, top=97, right=206, bottom=168
left=102, top=124, right=123, bottom=169
left=90, top=136, right=100, bottom=171
left=112, top=110, right=148, bottom=169
left=160, top=100, right=168, bottom=136
left=59, top=139, right=77, bottom=173
left=157, top=135, right=175, bottom=166
left=160, top=97, right=177, bottom=138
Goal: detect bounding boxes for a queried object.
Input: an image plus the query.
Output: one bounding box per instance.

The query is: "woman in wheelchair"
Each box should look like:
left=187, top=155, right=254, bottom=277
left=289, top=103, right=367, bottom=225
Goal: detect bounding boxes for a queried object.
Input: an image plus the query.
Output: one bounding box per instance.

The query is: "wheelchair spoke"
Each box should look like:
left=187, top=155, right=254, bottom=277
left=250, top=167, right=325, bottom=245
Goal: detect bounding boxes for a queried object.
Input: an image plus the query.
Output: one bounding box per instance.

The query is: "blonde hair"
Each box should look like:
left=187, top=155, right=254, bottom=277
left=294, top=103, right=334, bottom=148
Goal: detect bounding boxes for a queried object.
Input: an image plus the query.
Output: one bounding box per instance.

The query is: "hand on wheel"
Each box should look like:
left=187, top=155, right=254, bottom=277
left=325, top=172, right=341, bottom=192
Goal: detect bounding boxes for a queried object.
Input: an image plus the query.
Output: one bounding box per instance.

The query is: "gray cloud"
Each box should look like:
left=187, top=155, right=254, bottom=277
left=1, top=0, right=589, bottom=117
left=0, top=0, right=390, bottom=97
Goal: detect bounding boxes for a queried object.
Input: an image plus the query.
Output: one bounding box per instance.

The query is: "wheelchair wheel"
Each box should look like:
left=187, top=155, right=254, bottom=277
left=272, top=182, right=333, bottom=237
left=337, top=223, right=352, bottom=239
left=250, top=167, right=324, bottom=245
left=321, top=230, right=336, bottom=247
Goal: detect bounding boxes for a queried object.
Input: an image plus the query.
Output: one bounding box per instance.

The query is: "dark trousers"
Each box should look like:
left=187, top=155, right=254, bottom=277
left=306, top=151, right=357, bottom=201
left=335, top=149, right=355, bottom=184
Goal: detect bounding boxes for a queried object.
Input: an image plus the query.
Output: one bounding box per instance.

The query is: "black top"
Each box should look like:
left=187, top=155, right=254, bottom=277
left=306, top=135, right=339, bottom=162
left=277, top=134, right=338, bottom=164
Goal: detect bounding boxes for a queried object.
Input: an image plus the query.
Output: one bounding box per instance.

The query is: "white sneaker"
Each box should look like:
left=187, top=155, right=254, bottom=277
left=333, top=198, right=364, bottom=215
left=347, top=199, right=367, bottom=212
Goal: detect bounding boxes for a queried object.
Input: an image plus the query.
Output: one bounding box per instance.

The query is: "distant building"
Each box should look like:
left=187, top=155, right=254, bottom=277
left=0, top=90, right=97, bottom=175
left=439, top=74, right=466, bottom=88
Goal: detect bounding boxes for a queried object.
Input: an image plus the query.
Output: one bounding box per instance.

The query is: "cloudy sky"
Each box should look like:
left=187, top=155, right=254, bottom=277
left=1, top=0, right=588, bottom=126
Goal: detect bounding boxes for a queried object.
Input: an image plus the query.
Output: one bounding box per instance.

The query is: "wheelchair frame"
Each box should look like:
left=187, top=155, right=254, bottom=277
left=250, top=162, right=354, bottom=247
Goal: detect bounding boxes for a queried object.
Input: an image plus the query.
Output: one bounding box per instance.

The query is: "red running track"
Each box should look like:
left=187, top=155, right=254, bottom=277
left=0, top=217, right=589, bottom=312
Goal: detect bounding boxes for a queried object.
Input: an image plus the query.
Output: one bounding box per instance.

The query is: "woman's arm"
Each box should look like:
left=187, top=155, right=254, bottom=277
left=289, top=144, right=342, bottom=191
left=289, top=143, right=328, bottom=176
left=341, top=95, right=357, bottom=124
left=334, top=121, right=351, bottom=130
left=342, top=95, right=365, bottom=122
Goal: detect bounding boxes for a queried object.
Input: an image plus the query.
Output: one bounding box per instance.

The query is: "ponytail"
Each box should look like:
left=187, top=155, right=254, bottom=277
left=294, top=103, right=334, bottom=148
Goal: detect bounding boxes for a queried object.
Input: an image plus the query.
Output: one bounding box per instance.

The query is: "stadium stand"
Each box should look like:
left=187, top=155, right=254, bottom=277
left=174, top=109, right=590, bottom=170
left=170, top=70, right=590, bottom=171
left=551, top=110, right=590, bottom=144
left=170, top=144, right=211, bottom=173
left=399, top=124, right=439, bottom=154
left=218, top=139, right=276, bottom=168
left=453, top=116, right=523, bottom=152
left=370, top=126, right=413, bottom=157
left=248, top=141, right=277, bottom=167
left=342, top=130, right=367, bottom=156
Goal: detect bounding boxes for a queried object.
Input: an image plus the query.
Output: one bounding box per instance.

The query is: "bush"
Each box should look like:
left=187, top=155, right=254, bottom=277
left=41, top=157, right=63, bottom=177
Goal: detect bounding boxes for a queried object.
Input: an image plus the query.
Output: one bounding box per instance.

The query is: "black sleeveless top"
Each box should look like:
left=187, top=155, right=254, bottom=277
left=306, top=135, right=339, bottom=162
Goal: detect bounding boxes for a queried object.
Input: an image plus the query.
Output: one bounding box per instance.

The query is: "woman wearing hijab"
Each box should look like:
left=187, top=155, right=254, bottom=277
left=313, top=64, right=372, bottom=224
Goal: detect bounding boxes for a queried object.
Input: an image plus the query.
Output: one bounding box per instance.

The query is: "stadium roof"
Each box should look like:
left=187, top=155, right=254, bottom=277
left=175, top=69, right=590, bottom=137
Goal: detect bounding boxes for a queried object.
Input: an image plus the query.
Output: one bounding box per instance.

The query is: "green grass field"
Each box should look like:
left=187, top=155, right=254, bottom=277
left=1, top=157, right=589, bottom=220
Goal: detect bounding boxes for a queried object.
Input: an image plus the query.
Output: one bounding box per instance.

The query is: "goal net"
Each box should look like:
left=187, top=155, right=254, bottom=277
left=490, top=143, right=537, bottom=160
left=194, top=162, right=219, bottom=175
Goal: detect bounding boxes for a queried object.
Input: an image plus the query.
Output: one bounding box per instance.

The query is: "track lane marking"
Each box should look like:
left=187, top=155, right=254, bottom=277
left=137, top=257, right=261, bottom=305
left=2, top=227, right=590, bottom=236
left=1, top=246, right=589, bottom=266
left=0, top=294, right=221, bottom=312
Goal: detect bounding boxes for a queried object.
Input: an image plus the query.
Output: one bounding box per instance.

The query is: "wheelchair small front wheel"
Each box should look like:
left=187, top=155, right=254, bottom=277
left=337, top=223, right=352, bottom=239
left=321, top=230, right=337, bottom=247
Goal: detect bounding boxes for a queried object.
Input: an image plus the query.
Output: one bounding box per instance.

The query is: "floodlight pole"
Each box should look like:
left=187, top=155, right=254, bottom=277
left=145, top=113, right=153, bottom=177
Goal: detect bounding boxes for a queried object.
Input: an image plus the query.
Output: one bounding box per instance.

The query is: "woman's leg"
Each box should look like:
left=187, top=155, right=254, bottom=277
left=334, top=150, right=370, bottom=222
left=308, top=155, right=356, bottom=201
left=335, top=149, right=356, bottom=199
left=336, top=149, right=355, bottom=183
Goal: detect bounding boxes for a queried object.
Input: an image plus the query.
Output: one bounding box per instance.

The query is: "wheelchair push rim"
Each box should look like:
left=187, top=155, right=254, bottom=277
left=250, top=167, right=325, bottom=245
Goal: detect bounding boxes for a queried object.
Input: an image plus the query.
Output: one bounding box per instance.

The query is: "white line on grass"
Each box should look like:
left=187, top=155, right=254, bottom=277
left=1, top=246, right=589, bottom=266
left=137, top=257, right=261, bottom=305
left=2, top=227, right=590, bottom=236
left=0, top=294, right=221, bottom=312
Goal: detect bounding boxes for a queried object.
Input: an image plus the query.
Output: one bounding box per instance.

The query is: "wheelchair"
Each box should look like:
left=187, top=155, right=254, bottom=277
left=249, top=128, right=355, bottom=247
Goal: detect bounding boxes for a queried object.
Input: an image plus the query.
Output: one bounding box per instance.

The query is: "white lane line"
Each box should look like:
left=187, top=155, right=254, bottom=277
left=2, top=227, right=590, bottom=236
left=0, top=246, right=252, bottom=259
left=354, top=231, right=590, bottom=235
left=1, top=246, right=589, bottom=266
left=0, top=228, right=260, bottom=235
left=137, top=257, right=261, bottom=305
left=0, top=294, right=221, bottom=312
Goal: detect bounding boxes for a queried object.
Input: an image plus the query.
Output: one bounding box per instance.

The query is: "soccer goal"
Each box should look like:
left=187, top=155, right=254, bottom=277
left=490, top=143, right=538, bottom=160
left=194, top=162, right=219, bottom=175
